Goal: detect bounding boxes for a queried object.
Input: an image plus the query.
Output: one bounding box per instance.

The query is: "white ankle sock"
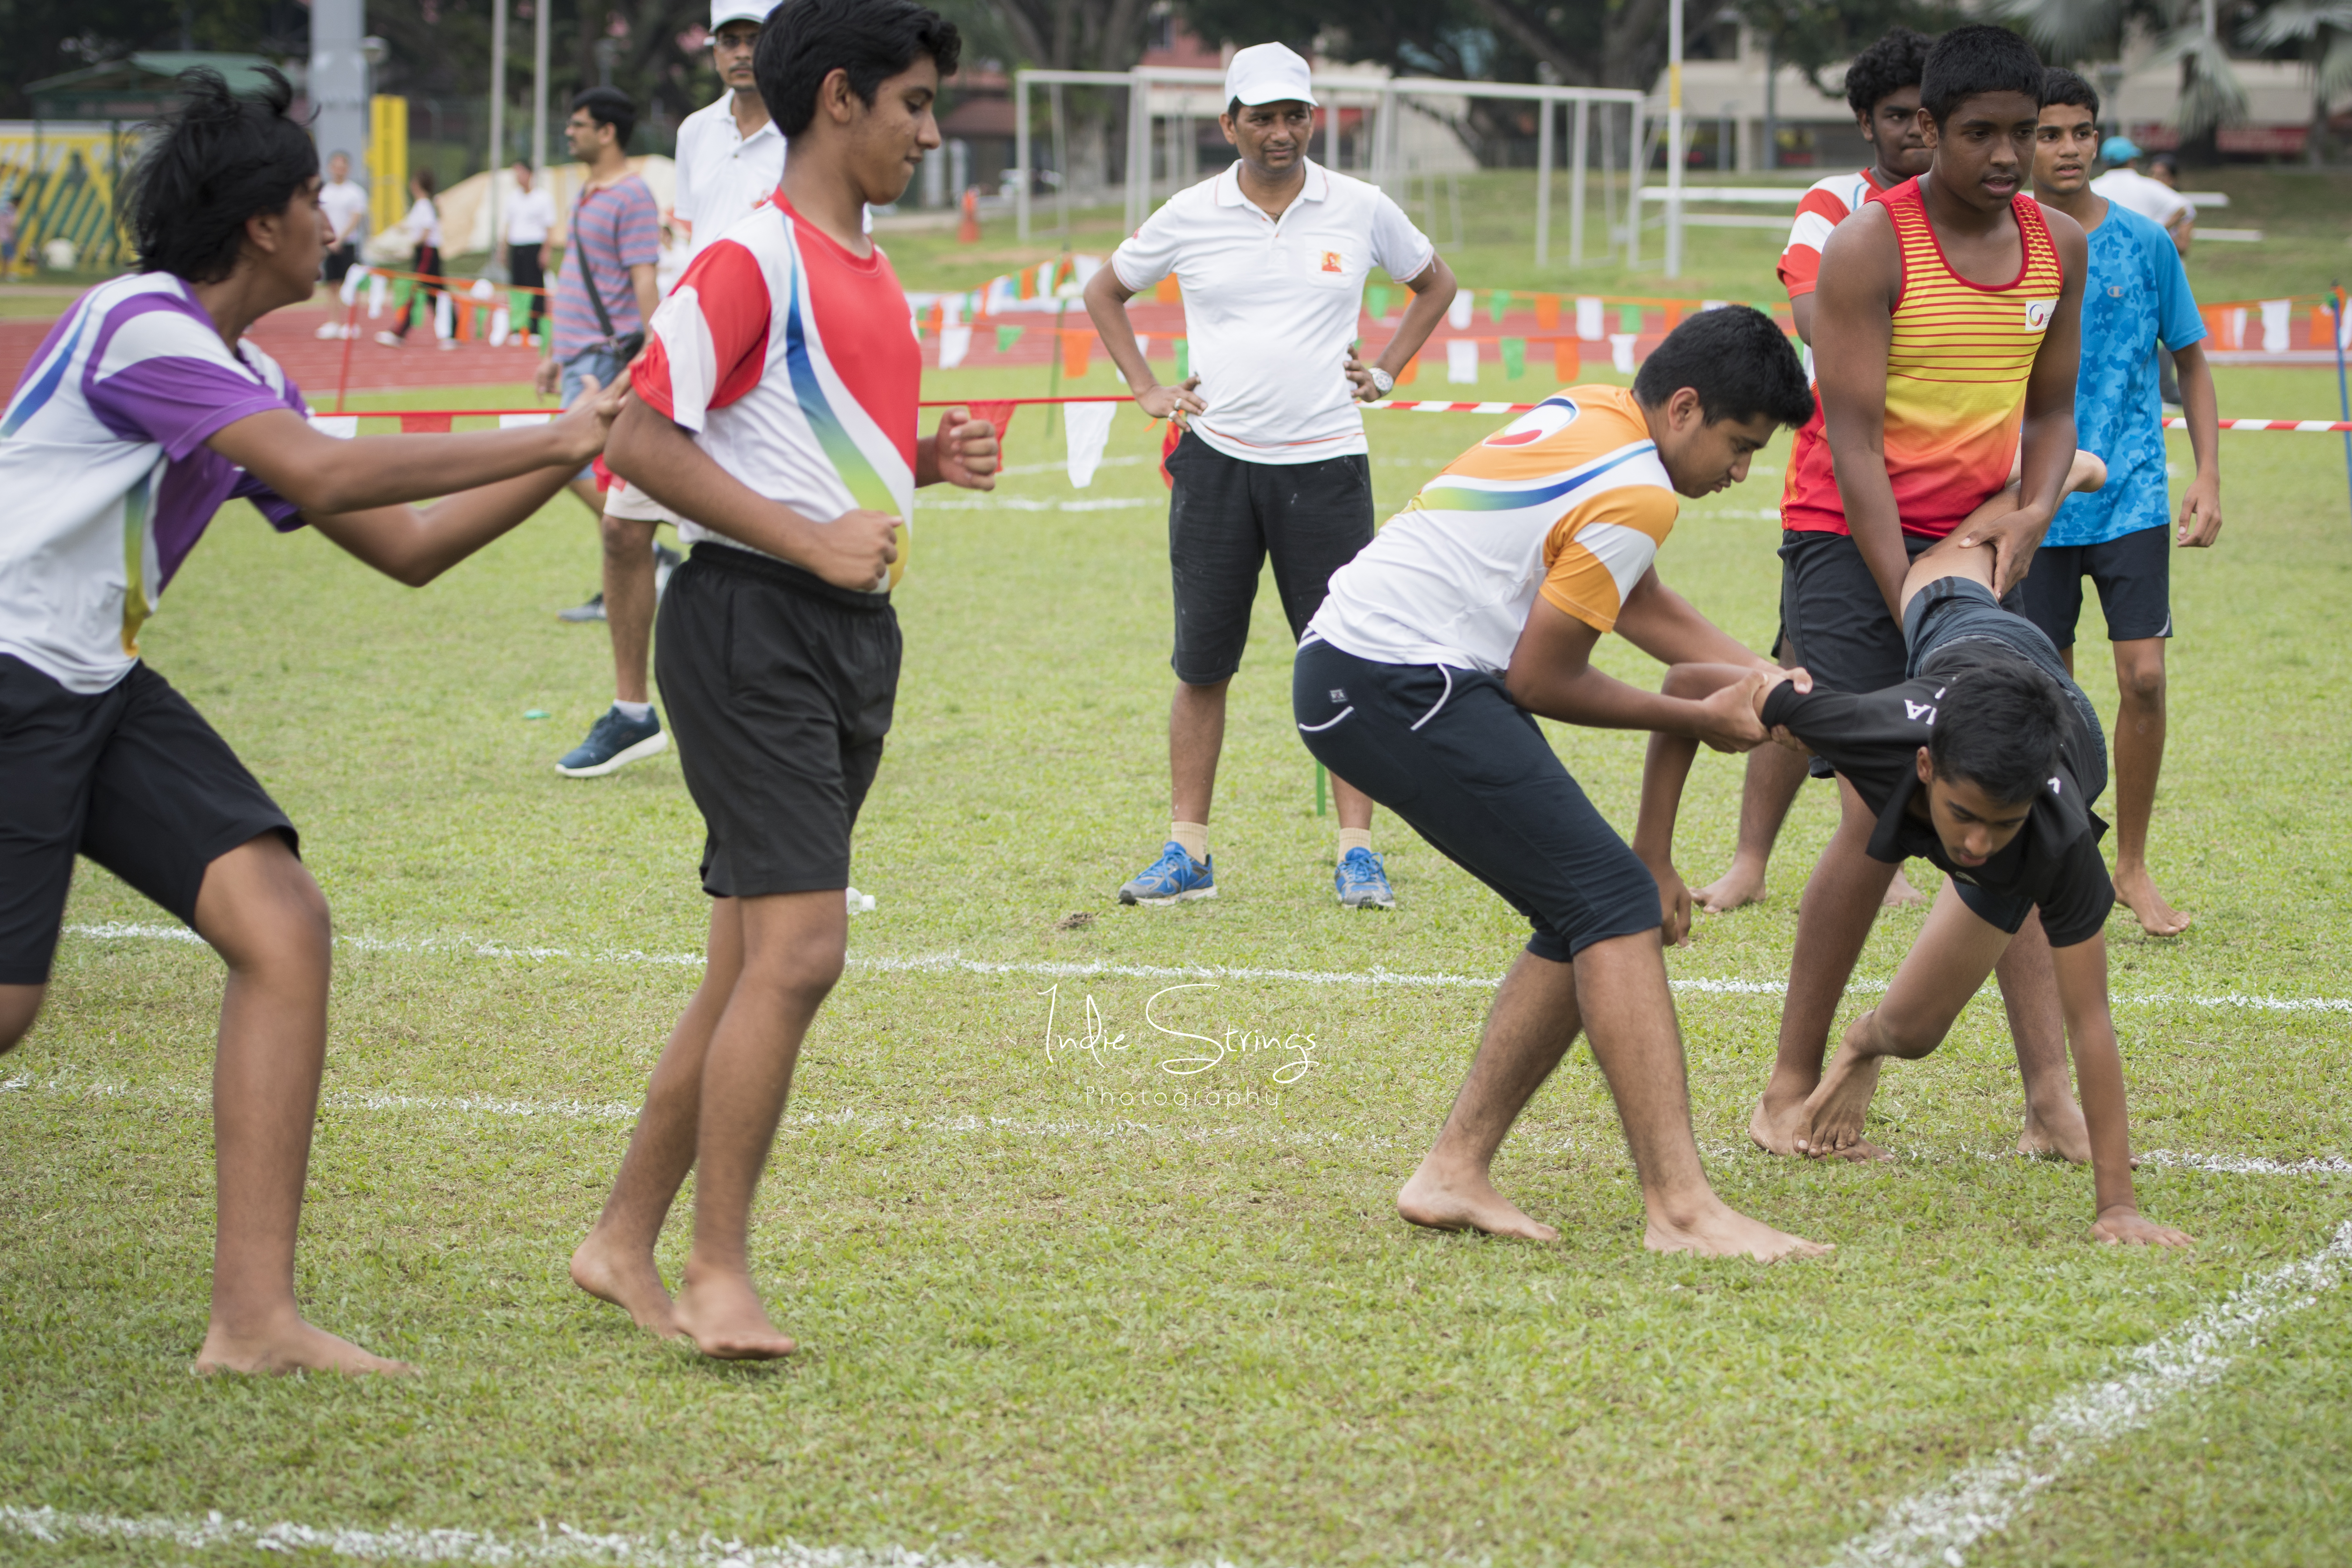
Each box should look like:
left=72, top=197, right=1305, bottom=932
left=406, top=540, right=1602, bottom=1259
left=1170, top=820, right=1209, bottom=861
left=614, top=699, right=653, bottom=722
left=1336, top=827, right=1373, bottom=858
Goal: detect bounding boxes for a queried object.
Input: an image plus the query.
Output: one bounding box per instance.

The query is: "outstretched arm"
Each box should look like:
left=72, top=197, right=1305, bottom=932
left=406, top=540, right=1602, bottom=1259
left=206, top=381, right=623, bottom=587
left=2049, top=933, right=2192, bottom=1247
left=1504, top=591, right=1775, bottom=749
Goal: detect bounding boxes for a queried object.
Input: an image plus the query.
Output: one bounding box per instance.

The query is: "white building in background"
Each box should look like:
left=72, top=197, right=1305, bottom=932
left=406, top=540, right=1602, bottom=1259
left=1659, top=27, right=2352, bottom=173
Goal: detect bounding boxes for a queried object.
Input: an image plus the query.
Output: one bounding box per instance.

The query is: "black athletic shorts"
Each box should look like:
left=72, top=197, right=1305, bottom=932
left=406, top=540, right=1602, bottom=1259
left=655, top=544, right=901, bottom=899
left=1781, top=528, right=2024, bottom=778
left=1165, top=430, right=1374, bottom=685
left=2017, top=523, right=2172, bottom=648
left=1292, top=638, right=1661, bottom=961
left=0, top=655, right=297, bottom=985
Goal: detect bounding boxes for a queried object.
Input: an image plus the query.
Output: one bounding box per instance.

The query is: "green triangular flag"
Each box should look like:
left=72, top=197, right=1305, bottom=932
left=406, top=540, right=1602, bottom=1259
left=1489, top=289, right=1511, bottom=324
left=1175, top=337, right=1190, bottom=378
left=1500, top=337, right=1526, bottom=379
left=1619, top=304, right=1644, bottom=334
left=1365, top=283, right=1392, bottom=320
left=996, top=325, right=1024, bottom=353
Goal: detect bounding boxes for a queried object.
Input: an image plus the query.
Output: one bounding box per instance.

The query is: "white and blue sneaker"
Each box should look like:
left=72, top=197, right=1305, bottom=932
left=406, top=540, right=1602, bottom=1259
left=1118, top=841, right=1216, bottom=906
left=557, top=704, right=669, bottom=777
left=1335, top=847, right=1396, bottom=909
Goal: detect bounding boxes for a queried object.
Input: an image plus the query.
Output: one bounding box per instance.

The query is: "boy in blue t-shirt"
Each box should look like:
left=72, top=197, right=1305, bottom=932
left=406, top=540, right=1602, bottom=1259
left=2023, top=69, right=2221, bottom=938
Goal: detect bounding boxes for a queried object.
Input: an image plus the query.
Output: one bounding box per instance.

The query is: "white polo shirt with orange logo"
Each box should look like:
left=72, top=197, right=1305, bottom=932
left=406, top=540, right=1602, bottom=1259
left=1110, top=158, right=1433, bottom=465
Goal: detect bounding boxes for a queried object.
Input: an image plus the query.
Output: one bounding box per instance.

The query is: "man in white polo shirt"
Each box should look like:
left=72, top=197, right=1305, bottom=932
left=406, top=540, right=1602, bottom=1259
left=555, top=0, right=784, bottom=779
left=1084, top=41, right=1455, bottom=910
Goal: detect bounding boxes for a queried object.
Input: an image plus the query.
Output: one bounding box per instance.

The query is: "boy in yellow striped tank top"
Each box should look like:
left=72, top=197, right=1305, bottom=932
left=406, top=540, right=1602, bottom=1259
left=1755, top=25, right=2106, bottom=1166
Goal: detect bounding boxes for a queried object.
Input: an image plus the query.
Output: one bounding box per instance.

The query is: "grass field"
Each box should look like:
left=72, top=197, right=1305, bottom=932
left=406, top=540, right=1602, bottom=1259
left=4, top=359, right=2351, bottom=1566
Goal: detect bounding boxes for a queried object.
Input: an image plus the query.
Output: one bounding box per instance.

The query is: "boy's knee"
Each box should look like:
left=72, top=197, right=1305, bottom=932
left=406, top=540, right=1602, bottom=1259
left=0, top=983, right=46, bottom=1054
left=599, top=513, right=654, bottom=557
left=2117, top=649, right=2166, bottom=705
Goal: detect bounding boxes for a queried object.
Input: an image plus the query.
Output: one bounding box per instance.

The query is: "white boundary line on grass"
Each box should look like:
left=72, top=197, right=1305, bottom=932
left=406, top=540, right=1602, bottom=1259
left=1828, top=1219, right=2352, bottom=1567
left=5, top=1074, right=2345, bottom=1175
left=55, top=923, right=2352, bottom=1014
left=0, top=1506, right=1026, bottom=1568
left=5, top=1224, right=2349, bottom=1567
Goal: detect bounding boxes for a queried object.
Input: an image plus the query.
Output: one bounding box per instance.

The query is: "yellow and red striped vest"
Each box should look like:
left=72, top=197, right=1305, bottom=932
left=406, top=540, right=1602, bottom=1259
left=1783, top=176, right=2064, bottom=539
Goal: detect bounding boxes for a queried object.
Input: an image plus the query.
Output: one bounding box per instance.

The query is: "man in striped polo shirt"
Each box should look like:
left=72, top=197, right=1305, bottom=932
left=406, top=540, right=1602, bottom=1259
left=1695, top=25, right=1934, bottom=914
left=1753, top=24, right=2104, bottom=1166
left=533, top=87, right=672, bottom=776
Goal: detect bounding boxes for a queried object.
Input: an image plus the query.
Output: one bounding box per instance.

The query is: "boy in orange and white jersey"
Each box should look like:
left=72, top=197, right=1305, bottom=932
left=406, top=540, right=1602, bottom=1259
left=1295, top=307, right=1827, bottom=1263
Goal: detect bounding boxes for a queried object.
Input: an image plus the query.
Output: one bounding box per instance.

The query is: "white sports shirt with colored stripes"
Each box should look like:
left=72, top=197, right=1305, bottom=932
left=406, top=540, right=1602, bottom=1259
left=1307, top=386, right=1677, bottom=674
left=630, top=191, right=920, bottom=588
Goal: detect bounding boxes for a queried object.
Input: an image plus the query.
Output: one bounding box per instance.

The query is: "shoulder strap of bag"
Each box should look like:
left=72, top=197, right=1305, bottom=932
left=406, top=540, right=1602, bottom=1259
left=571, top=188, right=623, bottom=341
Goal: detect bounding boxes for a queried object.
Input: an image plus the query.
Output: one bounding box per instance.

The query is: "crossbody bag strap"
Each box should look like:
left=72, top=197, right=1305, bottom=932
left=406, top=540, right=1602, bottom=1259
left=571, top=189, right=623, bottom=343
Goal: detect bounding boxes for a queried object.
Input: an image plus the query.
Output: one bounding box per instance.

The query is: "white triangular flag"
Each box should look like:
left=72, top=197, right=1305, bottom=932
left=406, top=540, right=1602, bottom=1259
left=489, top=306, right=511, bottom=347
left=1446, top=339, right=1479, bottom=384
left=1609, top=332, right=1639, bottom=374
left=1576, top=296, right=1604, bottom=341
left=307, top=414, right=359, bottom=439
left=433, top=291, right=454, bottom=341
left=1064, top=401, right=1117, bottom=489
left=1135, top=334, right=1152, bottom=361
left=2227, top=306, right=2247, bottom=348
left=367, top=273, right=387, bottom=318
left=339, top=264, right=370, bottom=306
left=938, top=324, right=971, bottom=368
left=2260, top=298, right=2291, bottom=354
left=1447, top=292, right=1474, bottom=331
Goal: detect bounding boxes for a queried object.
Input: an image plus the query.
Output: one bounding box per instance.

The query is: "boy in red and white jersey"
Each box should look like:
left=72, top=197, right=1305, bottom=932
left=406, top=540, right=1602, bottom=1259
left=570, top=0, right=1000, bottom=1361
left=1696, top=25, right=1936, bottom=916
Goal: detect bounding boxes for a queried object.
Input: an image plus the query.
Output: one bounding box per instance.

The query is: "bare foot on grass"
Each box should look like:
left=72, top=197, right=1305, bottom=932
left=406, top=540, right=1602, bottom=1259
left=2017, top=1101, right=2092, bottom=1163
left=1695, top=858, right=1769, bottom=914
left=1749, top=1095, right=1809, bottom=1156
left=2113, top=863, right=2192, bottom=938
left=1882, top=868, right=1924, bottom=908
left=195, top=1313, right=411, bottom=1376
left=673, top=1270, right=798, bottom=1360
left=1397, top=1164, right=1561, bottom=1241
left=1795, top=1022, right=1892, bottom=1161
left=1644, top=1201, right=1832, bottom=1262
left=570, top=1228, right=681, bottom=1338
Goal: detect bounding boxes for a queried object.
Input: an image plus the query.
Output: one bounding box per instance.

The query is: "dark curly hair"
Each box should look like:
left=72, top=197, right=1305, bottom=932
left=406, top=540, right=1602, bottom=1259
left=1633, top=305, right=1815, bottom=431
left=1845, top=27, right=1934, bottom=119
left=122, top=66, right=318, bottom=283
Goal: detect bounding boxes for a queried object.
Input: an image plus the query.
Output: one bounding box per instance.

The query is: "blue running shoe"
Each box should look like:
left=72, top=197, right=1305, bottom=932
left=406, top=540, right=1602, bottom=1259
left=1118, top=841, right=1216, bottom=905
left=557, top=705, right=669, bottom=777
left=1335, top=847, right=1395, bottom=909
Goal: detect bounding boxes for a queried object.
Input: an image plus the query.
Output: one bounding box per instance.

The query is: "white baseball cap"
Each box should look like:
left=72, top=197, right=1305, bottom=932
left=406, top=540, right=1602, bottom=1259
left=711, top=0, right=774, bottom=30
left=1224, top=43, right=1317, bottom=109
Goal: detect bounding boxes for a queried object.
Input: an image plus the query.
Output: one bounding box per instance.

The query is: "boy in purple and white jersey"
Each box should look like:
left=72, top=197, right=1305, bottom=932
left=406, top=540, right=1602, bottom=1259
left=0, top=68, right=621, bottom=1376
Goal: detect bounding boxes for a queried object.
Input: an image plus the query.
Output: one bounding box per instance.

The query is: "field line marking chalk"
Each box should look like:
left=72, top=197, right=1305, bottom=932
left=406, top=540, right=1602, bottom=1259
left=1827, top=1219, right=2352, bottom=1568
left=0, top=1506, right=1023, bottom=1567
left=56, top=923, right=2352, bottom=1015
left=5, top=1074, right=2343, bottom=1175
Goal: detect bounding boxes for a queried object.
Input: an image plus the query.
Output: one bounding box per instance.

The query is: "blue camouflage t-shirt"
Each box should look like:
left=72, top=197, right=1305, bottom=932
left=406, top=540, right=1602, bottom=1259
left=2046, top=201, right=2206, bottom=547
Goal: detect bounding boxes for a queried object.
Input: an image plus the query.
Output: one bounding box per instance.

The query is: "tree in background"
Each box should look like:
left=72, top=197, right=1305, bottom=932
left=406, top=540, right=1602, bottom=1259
left=0, top=0, right=306, bottom=117
left=1732, top=0, right=1961, bottom=96
left=2242, top=1, right=2352, bottom=161
left=1994, top=0, right=2249, bottom=160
